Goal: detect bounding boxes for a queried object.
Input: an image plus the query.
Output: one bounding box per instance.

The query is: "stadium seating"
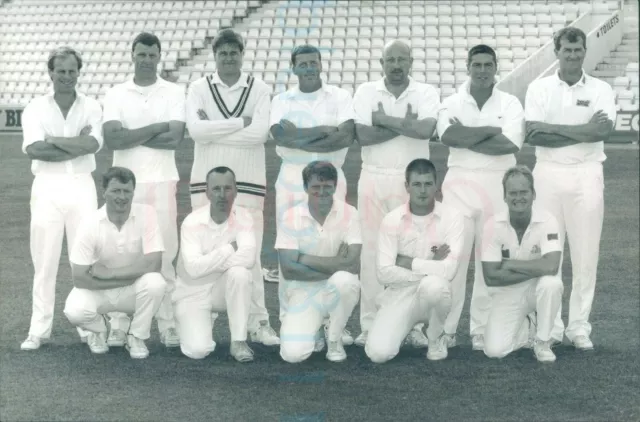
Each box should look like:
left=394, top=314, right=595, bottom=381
left=0, top=0, right=634, bottom=108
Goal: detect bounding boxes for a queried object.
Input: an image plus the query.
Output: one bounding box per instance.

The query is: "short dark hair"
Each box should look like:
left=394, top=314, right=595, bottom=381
left=291, top=44, right=322, bottom=66
left=502, top=165, right=535, bottom=196
left=47, top=46, right=83, bottom=72
left=132, top=32, right=161, bottom=53
left=212, top=29, right=244, bottom=53
left=405, top=159, right=438, bottom=183
left=554, top=27, right=587, bottom=51
left=206, top=166, right=237, bottom=185
left=102, top=167, right=136, bottom=190
left=302, top=161, right=338, bottom=190
left=467, top=44, right=497, bottom=66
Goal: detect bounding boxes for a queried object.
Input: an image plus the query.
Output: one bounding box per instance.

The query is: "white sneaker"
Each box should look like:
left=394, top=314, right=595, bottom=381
left=262, top=268, right=279, bottom=283
left=404, top=328, right=429, bottom=348
left=471, top=335, right=485, bottom=351
left=88, top=332, right=109, bottom=354
left=442, top=333, right=457, bottom=348
left=230, top=341, right=254, bottom=363
left=326, top=341, right=347, bottom=362
left=572, top=335, right=594, bottom=350
left=160, top=327, right=180, bottom=348
left=107, top=329, right=127, bottom=347
left=354, top=331, right=368, bottom=347
left=534, top=340, right=556, bottom=362
left=126, top=335, right=149, bottom=359
left=250, top=322, right=280, bottom=346
left=426, top=335, right=449, bottom=361
left=20, top=335, right=42, bottom=351
left=323, top=324, right=354, bottom=346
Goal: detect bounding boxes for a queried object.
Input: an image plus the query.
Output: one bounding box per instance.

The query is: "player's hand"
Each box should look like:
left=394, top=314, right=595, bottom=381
left=526, top=122, right=546, bottom=138
left=405, top=103, right=418, bottom=120
left=321, top=125, right=339, bottom=135
left=589, top=110, right=609, bottom=124
left=90, top=263, right=112, bottom=279
left=449, top=117, right=462, bottom=126
left=80, top=125, right=92, bottom=136
left=395, top=254, right=413, bottom=270
left=230, top=241, right=238, bottom=251
left=432, top=244, right=450, bottom=261
left=242, top=116, right=252, bottom=127
left=197, top=109, right=209, bottom=120
left=372, top=102, right=387, bottom=126
left=280, top=119, right=297, bottom=133
left=339, top=256, right=360, bottom=274
left=337, top=242, right=349, bottom=258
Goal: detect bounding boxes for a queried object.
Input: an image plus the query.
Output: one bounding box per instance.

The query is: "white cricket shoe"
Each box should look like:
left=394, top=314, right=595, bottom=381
left=442, top=333, right=457, bottom=348
left=426, top=335, right=449, bottom=361
left=160, top=327, right=180, bottom=348
left=471, top=335, right=485, bottom=351
left=250, top=322, right=280, bottom=346
left=404, top=328, right=429, bottom=348
left=20, top=335, right=42, bottom=351
left=534, top=340, right=556, bottom=362
left=230, top=341, right=254, bottom=363
left=326, top=341, right=347, bottom=362
left=572, top=335, right=594, bottom=351
left=126, top=335, right=149, bottom=359
left=107, top=329, right=127, bottom=347
left=323, top=324, right=354, bottom=346
left=87, top=332, right=109, bottom=354
left=354, top=331, right=368, bottom=347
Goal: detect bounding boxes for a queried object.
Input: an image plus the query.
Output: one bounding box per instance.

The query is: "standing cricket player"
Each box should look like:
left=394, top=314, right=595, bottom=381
left=185, top=29, right=279, bottom=347
left=102, top=32, right=184, bottom=348
left=525, top=27, right=616, bottom=350
left=366, top=159, right=463, bottom=363
left=63, top=167, right=167, bottom=359
left=173, top=167, right=256, bottom=362
left=437, top=44, right=525, bottom=351
left=20, top=47, right=102, bottom=350
left=269, top=44, right=356, bottom=345
left=276, top=162, right=361, bottom=363
left=352, top=40, right=440, bottom=347
left=482, top=166, right=564, bottom=363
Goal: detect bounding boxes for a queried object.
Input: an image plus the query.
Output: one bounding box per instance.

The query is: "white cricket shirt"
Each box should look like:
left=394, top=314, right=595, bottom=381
left=103, top=77, right=186, bottom=183
left=22, top=90, right=103, bottom=175
left=524, top=70, right=617, bottom=165
left=274, top=198, right=362, bottom=278
left=353, top=77, right=440, bottom=171
left=377, top=201, right=465, bottom=287
left=481, top=206, right=562, bottom=264
left=175, top=205, right=256, bottom=287
left=70, top=204, right=165, bottom=269
left=437, top=80, right=525, bottom=171
left=186, top=72, right=271, bottom=209
left=270, top=82, right=355, bottom=168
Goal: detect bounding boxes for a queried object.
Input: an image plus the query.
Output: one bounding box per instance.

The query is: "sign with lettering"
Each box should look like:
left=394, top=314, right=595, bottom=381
left=0, top=107, right=24, bottom=132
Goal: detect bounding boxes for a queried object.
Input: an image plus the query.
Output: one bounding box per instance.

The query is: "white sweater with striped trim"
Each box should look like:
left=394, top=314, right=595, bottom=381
left=186, top=73, right=271, bottom=210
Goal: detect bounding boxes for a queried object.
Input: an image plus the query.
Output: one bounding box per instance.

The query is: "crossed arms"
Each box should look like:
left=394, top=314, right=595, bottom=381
left=482, top=252, right=562, bottom=287
left=270, top=119, right=355, bottom=153
left=278, top=242, right=362, bottom=282
left=103, top=120, right=185, bottom=151
left=71, top=252, right=162, bottom=290
left=355, top=102, right=437, bottom=146
left=25, top=124, right=100, bottom=162
left=525, top=110, right=613, bottom=148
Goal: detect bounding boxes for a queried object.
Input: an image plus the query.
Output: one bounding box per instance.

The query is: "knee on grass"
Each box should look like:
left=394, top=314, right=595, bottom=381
left=280, top=341, right=314, bottom=364
left=137, top=272, right=167, bottom=297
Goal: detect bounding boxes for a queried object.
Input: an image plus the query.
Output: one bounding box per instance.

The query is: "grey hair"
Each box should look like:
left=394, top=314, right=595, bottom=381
left=502, top=165, right=535, bottom=195
left=47, top=46, right=83, bottom=72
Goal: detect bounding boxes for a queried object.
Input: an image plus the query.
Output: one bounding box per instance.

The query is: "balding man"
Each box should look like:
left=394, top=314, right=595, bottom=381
left=352, top=40, right=440, bottom=347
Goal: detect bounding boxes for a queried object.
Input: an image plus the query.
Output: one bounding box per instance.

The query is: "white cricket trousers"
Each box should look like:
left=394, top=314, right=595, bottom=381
left=275, top=162, right=348, bottom=319
left=109, top=181, right=177, bottom=333
left=63, top=272, right=167, bottom=340
left=365, top=276, right=452, bottom=364
left=357, top=166, right=408, bottom=333
left=441, top=167, right=505, bottom=337
left=28, top=173, right=97, bottom=339
left=279, top=271, right=360, bottom=363
left=533, top=161, right=604, bottom=341
left=173, top=267, right=252, bottom=360
left=484, top=276, right=563, bottom=358
left=190, top=194, right=270, bottom=332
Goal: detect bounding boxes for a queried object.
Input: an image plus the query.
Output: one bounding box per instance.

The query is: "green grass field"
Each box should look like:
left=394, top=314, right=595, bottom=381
left=0, top=134, right=639, bottom=422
